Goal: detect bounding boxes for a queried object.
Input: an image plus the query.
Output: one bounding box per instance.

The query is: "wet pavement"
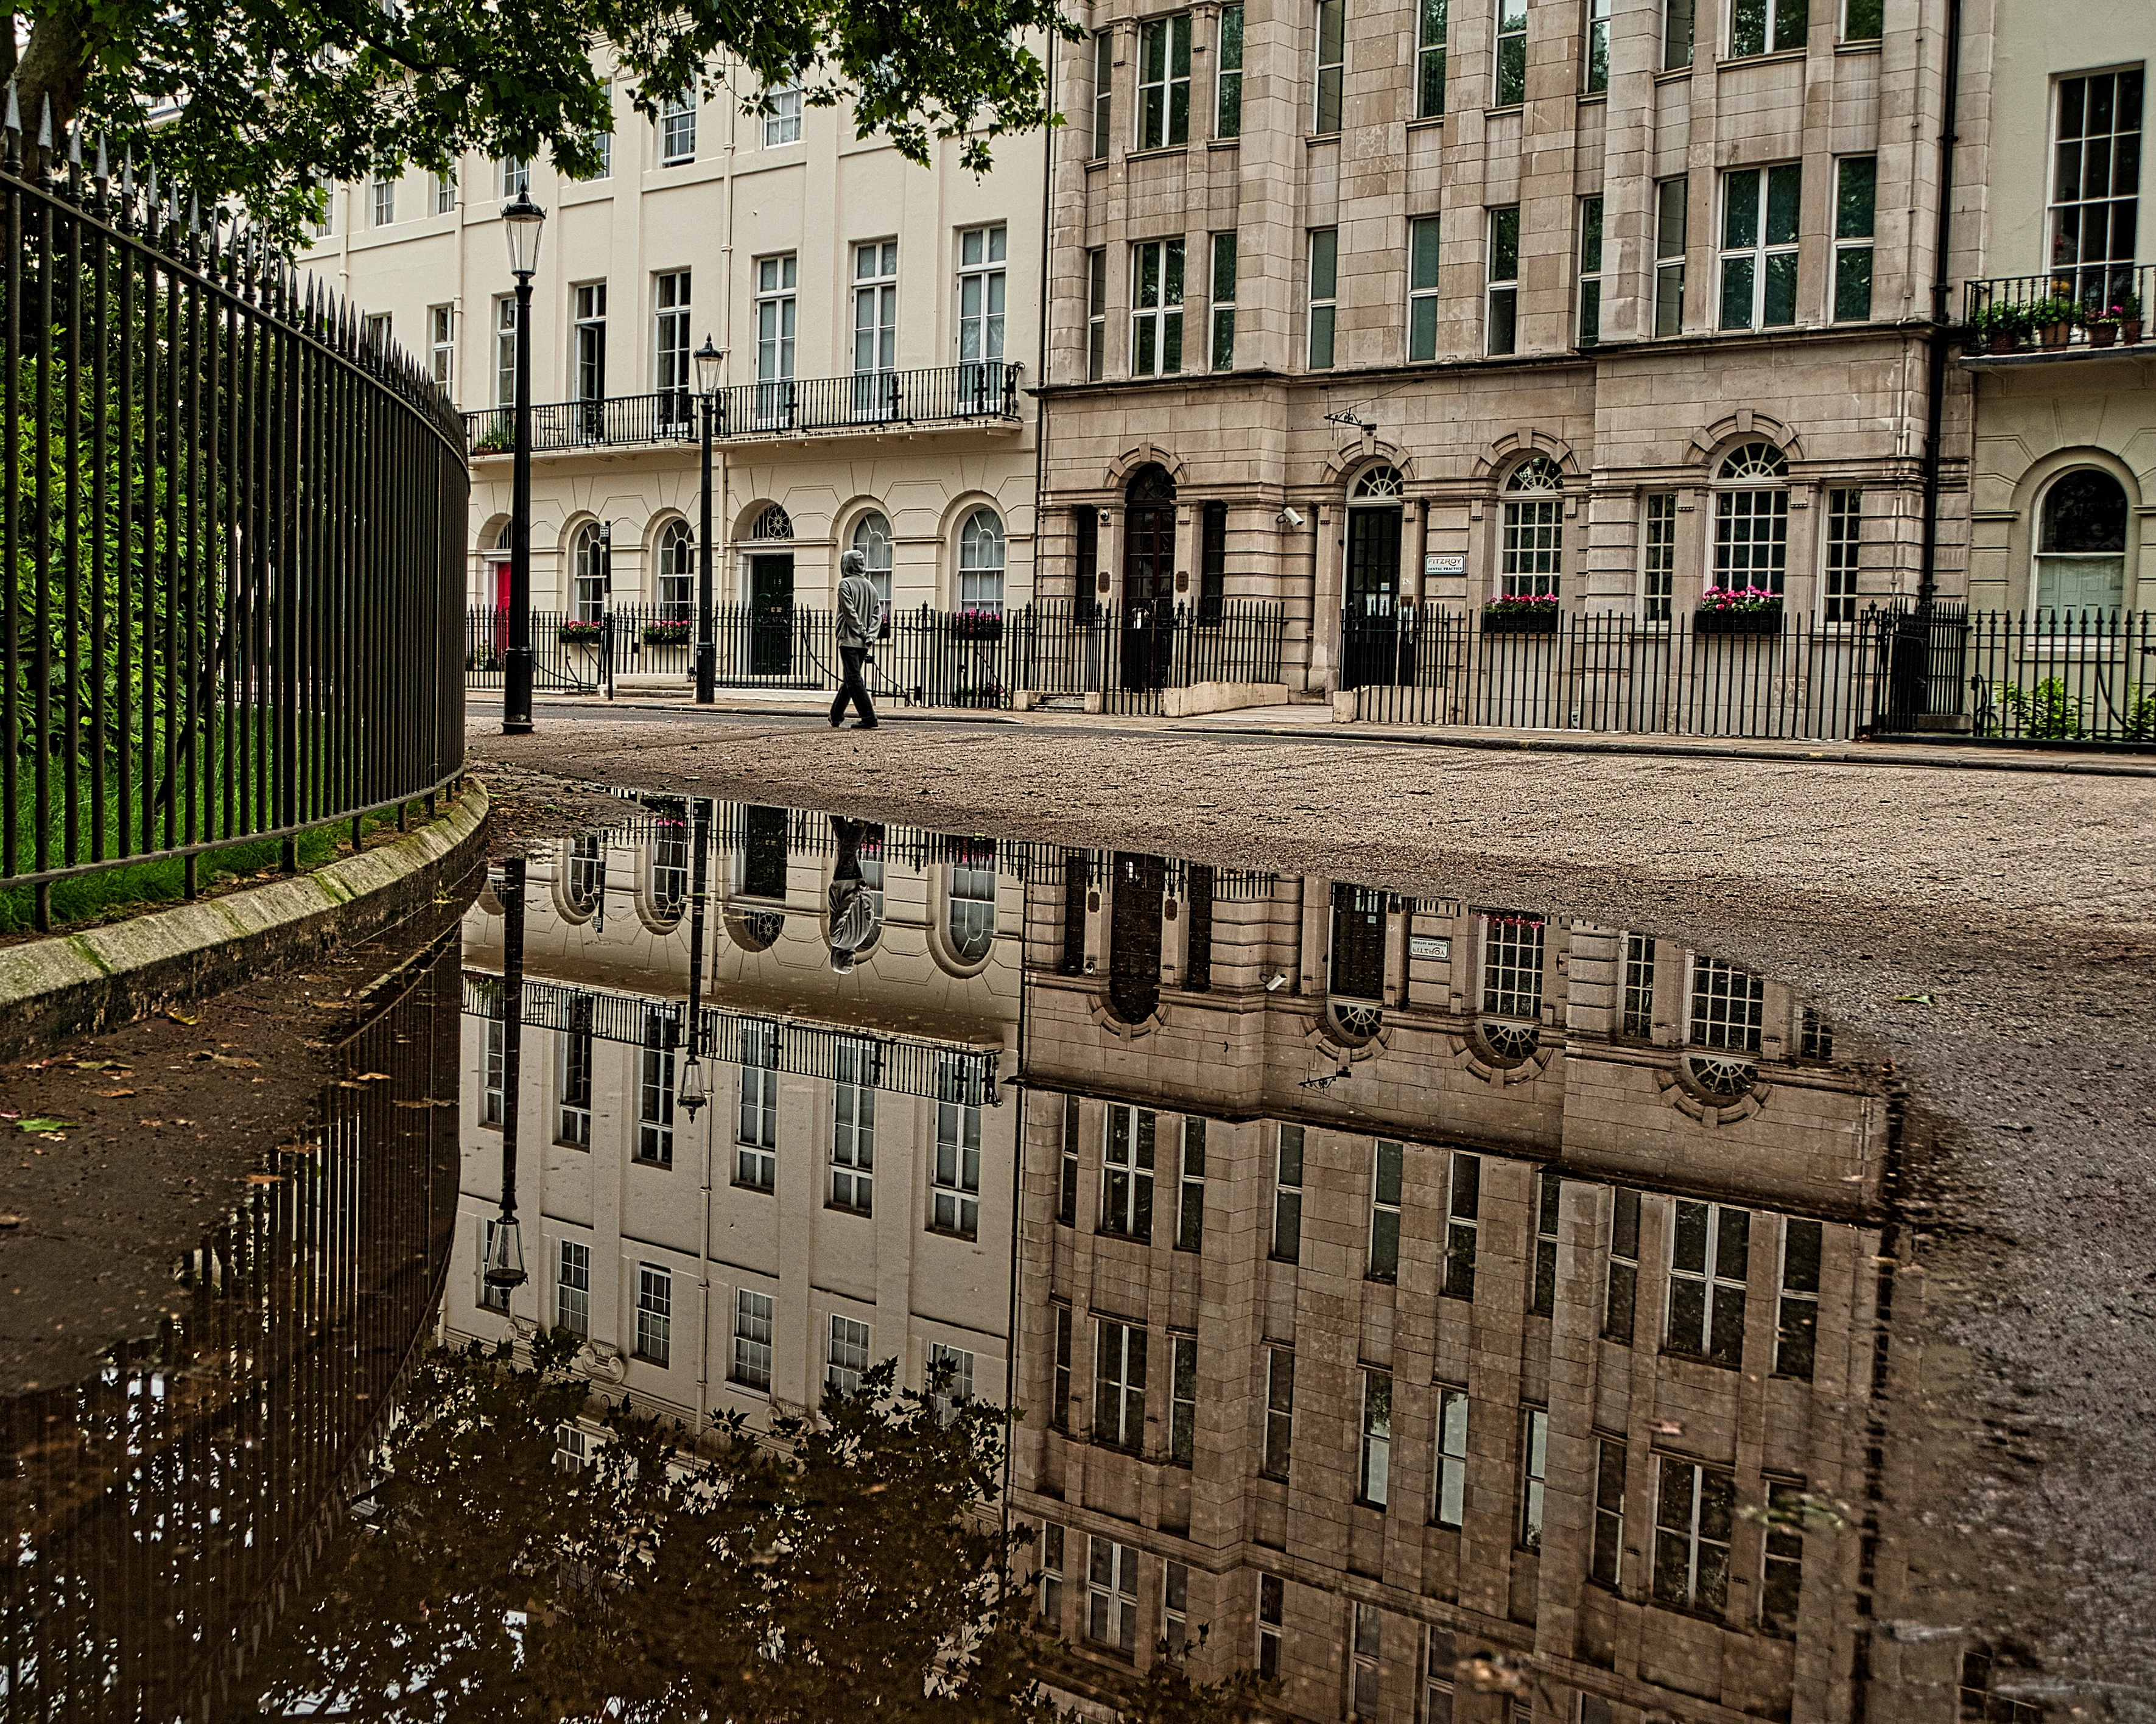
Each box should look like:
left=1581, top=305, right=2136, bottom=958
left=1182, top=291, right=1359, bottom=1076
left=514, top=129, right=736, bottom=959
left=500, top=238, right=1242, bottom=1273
left=0, top=790, right=2144, bottom=1722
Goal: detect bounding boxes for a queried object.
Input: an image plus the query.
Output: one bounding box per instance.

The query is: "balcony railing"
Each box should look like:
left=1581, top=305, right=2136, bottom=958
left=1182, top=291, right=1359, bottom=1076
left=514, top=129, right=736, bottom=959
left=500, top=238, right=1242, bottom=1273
left=465, top=361, right=1024, bottom=455
left=1961, top=264, right=2150, bottom=356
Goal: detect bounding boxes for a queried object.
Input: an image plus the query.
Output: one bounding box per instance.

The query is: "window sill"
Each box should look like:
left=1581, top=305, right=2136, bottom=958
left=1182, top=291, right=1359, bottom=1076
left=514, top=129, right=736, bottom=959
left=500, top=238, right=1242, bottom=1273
left=1484, top=103, right=1524, bottom=117
left=1834, top=38, right=1884, bottom=52
left=633, top=1155, right=674, bottom=1171
left=1354, top=1496, right=1388, bottom=1513
left=925, top=1224, right=980, bottom=1243
left=733, top=1180, right=776, bottom=1196
left=1305, top=131, right=1343, bottom=145
left=1366, top=1271, right=1399, bottom=1285
left=1267, top=1252, right=1301, bottom=1266
left=554, top=1137, right=592, bottom=1151
left=1126, top=144, right=1190, bottom=163
left=726, top=1377, right=773, bottom=1396
left=826, top=1199, right=873, bottom=1218
left=1428, top=1517, right=1463, bottom=1533
left=1718, top=46, right=1807, bottom=69
left=1654, top=65, right=1695, bottom=83
left=1097, top=1226, right=1154, bottom=1244
left=1578, top=90, right=1609, bottom=105
left=633, top=1351, right=670, bottom=1367
left=1406, top=114, right=1445, bottom=133
left=1661, top=1347, right=1743, bottom=1370
left=1207, top=136, right=1242, bottom=150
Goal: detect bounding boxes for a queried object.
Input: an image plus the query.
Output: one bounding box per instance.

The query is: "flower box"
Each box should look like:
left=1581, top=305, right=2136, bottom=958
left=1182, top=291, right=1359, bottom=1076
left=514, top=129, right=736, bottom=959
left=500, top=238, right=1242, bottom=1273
left=557, top=622, right=606, bottom=645
left=1483, top=606, right=1559, bottom=634
left=1694, top=604, right=1784, bottom=635
left=949, top=609, right=1005, bottom=642
left=642, top=621, right=693, bottom=646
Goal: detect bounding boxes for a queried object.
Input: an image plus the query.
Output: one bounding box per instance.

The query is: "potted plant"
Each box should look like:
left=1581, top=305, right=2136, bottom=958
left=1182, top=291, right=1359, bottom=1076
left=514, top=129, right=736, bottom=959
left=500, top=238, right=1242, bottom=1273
left=2030, top=294, right=2080, bottom=348
left=558, top=618, right=606, bottom=645
left=1482, top=593, right=1561, bottom=634
left=2084, top=301, right=2121, bottom=347
left=642, top=617, right=693, bottom=647
left=472, top=421, right=514, bottom=455
left=1970, top=300, right=2029, bottom=355
left=1694, top=585, right=1785, bottom=634
left=2111, top=290, right=2143, bottom=345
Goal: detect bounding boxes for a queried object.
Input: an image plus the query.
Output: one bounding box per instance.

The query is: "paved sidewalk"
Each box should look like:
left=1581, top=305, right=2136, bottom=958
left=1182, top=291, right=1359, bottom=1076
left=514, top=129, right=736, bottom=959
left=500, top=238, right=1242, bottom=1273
left=482, top=688, right=2156, bottom=777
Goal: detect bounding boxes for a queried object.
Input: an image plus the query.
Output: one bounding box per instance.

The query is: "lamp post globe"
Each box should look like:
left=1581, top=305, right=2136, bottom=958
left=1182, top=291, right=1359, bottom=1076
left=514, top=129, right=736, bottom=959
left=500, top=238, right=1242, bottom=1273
left=500, top=191, right=547, bottom=737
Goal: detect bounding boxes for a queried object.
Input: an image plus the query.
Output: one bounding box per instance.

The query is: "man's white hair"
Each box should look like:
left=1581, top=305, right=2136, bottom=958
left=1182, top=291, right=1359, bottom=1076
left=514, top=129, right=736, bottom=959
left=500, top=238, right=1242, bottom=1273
left=840, top=549, right=866, bottom=575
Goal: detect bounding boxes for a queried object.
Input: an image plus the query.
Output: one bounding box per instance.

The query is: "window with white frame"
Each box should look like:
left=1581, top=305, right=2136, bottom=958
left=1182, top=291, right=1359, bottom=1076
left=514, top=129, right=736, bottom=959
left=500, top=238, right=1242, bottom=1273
left=1824, top=489, right=1862, bottom=621
left=1486, top=205, right=1520, bottom=354
left=1668, top=1199, right=1750, bottom=1365
left=497, top=156, right=529, bottom=197
left=655, top=518, right=693, bottom=618
left=371, top=175, right=396, bottom=227
left=1215, top=4, right=1245, bottom=136
left=1137, top=13, right=1192, bottom=149
left=584, top=128, right=611, bottom=180
left=1272, top=1124, right=1304, bottom=1261
left=1087, top=247, right=1108, bottom=380
left=1417, top=0, right=1448, bottom=116
left=1315, top=0, right=1345, bottom=132
left=2050, top=69, right=2143, bottom=308
left=1494, top=0, right=1528, bottom=103
left=571, top=522, right=607, bottom=623
left=1655, top=175, right=1688, bottom=335
left=1584, top=0, right=1611, bottom=90
left=637, top=1004, right=676, bottom=1165
left=1689, top=954, right=1766, bottom=1051
left=1719, top=164, right=1801, bottom=330
left=1842, top=0, right=1880, bottom=37
left=1358, top=1370, right=1392, bottom=1507
left=1170, top=1333, right=1198, bottom=1463
left=1094, top=1319, right=1146, bottom=1450
left=1642, top=493, right=1677, bottom=621
left=852, top=240, right=898, bottom=414
left=2035, top=469, right=2128, bottom=613
left=1101, top=1102, right=1156, bottom=1239
left=832, top=1037, right=875, bottom=1212
left=1604, top=1185, right=1642, bottom=1340
left=433, top=170, right=457, bottom=215
left=1834, top=156, right=1876, bottom=321
left=1308, top=228, right=1338, bottom=368
left=732, top=1288, right=773, bottom=1389
left=1262, top=1346, right=1294, bottom=1477
left=755, top=254, right=797, bottom=424
left=1444, top=1152, right=1480, bottom=1298
left=827, top=1313, right=869, bottom=1397
left=737, top=1019, right=778, bottom=1191
left=1777, top=1217, right=1822, bottom=1379
left=636, top=1264, right=672, bottom=1364
left=1760, top=1479, right=1807, bottom=1631
left=557, top=998, right=593, bottom=1148
left=1091, top=30, right=1113, bottom=159
left=1664, top=0, right=1696, bottom=65
left=1482, top=909, right=1547, bottom=1017
left=1369, top=1138, right=1403, bottom=1280
left=1131, top=237, right=1185, bottom=376
left=654, top=270, right=692, bottom=401
left=482, top=1015, right=505, bottom=1126
left=1520, top=1406, right=1550, bottom=1549
left=1041, top=1523, right=1068, bottom=1622
left=428, top=305, right=454, bottom=386
left=932, top=1055, right=981, bottom=1238
left=1711, top=442, right=1789, bottom=595
left=956, top=511, right=1006, bottom=618
left=1424, top=1625, right=1458, bottom=1723
left=1164, top=1560, right=1191, bottom=1654
left=929, top=1342, right=974, bottom=1421
left=1176, top=1116, right=1206, bottom=1249
left=1730, top=0, right=1806, bottom=55
left=1257, top=1574, right=1285, bottom=1680
left=850, top=512, right=894, bottom=618
left=1621, top=931, right=1657, bottom=1037
left=363, top=312, right=392, bottom=349
left=1578, top=195, right=1605, bottom=345
left=1352, top=1602, right=1382, bottom=1717
left=1408, top=215, right=1442, bottom=360
left=1088, top=1537, right=1140, bottom=1653
left=660, top=90, right=697, bottom=163
left=764, top=83, right=802, bottom=146
left=1652, top=1457, right=1735, bottom=1611
left=1592, top=1436, right=1627, bottom=1585
left=572, top=282, right=607, bottom=404
left=1052, top=1302, right=1073, bottom=1428
left=493, top=295, right=518, bottom=408
left=1531, top=1167, right=1561, bottom=1315
left=957, top=225, right=1007, bottom=391
left=555, top=1239, right=591, bottom=1336
left=1433, top=1386, right=1469, bottom=1526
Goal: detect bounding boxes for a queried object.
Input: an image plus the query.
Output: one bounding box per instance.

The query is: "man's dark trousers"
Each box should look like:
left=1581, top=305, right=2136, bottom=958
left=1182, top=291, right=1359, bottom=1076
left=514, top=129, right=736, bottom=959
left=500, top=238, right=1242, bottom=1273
left=832, top=646, right=877, bottom=726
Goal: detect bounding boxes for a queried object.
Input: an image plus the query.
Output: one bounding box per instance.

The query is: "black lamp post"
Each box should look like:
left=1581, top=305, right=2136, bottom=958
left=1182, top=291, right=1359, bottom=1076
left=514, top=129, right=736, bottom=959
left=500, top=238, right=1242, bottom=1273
left=676, top=798, right=714, bottom=1118
left=483, top=856, right=530, bottom=1294
left=500, top=191, right=547, bottom=737
left=693, top=336, right=725, bottom=704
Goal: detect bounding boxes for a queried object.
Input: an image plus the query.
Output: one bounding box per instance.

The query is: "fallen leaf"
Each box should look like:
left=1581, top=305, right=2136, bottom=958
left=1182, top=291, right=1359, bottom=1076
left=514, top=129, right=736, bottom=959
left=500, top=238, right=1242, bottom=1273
left=72, top=1059, right=132, bottom=1072
left=99, top=1088, right=139, bottom=1098
left=209, top=1055, right=261, bottom=1069
left=165, top=1007, right=201, bottom=1026
left=1894, top=993, right=1935, bottom=1006
left=0, top=1214, right=23, bottom=1228
left=245, top=1173, right=286, bottom=1186
left=37, top=1132, right=68, bottom=1142
left=15, top=1119, right=80, bottom=1134
left=138, top=1119, right=164, bottom=1127
left=354, top=1071, right=393, bottom=1082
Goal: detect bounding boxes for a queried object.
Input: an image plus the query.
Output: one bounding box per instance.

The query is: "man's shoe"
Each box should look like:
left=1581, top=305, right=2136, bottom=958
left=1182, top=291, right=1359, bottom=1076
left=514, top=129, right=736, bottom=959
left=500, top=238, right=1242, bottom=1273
left=852, top=720, right=880, bottom=730
left=829, top=717, right=844, bottom=729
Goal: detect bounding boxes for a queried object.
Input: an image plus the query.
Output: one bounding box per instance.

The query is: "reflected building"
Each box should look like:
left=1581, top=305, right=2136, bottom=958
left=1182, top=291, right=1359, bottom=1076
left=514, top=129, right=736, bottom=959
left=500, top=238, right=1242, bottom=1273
left=1011, top=858, right=1915, bottom=1723
left=452, top=801, right=1027, bottom=1437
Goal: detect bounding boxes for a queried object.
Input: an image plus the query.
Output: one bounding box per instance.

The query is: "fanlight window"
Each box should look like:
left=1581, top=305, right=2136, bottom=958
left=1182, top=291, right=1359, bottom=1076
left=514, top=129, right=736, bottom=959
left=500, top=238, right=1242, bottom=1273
left=1500, top=459, right=1564, bottom=598
left=571, top=522, right=607, bottom=622
left=751, top=503, right=793, bottom=541
left=1712, top=443, right=1791, bottom=595
left=656, top=518, right=694, bottom=618
left=1353, top=465, right=1405, bottom=499
left=948, top=860, right=997, bottom=961
left=2035, top=469, right=2127, bottom=614
left=1506, top=455, right=1565, bottom=494
left=1718, top=441, right=1789, bottom=482
left=958, top=508, right=1006, bottom=614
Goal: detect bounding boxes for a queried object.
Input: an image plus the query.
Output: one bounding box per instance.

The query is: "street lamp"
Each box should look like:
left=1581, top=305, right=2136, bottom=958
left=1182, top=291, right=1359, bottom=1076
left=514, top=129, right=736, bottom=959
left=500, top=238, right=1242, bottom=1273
left=486, top=857, right=531, bottom=1293
left=676, top=799, right=713, bottom=1120
left=500, top=190, right=547, bottom=737
left=693, top=336, right=725, bottom=704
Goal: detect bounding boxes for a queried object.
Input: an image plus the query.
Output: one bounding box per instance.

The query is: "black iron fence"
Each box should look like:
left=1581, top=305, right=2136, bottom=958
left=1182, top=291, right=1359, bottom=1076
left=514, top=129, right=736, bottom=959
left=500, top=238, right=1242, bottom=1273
left=467, top=598, right=1288, bottom=715
left=1875, top=606, right=2156, bottom=743
left=1, top=134, right=468, bottom=921
left=1350, top=610, right=1894, bottom=740
left=1961, top=264, right=2152, bottom=354
left=464, top=362, right=1023, bottom=456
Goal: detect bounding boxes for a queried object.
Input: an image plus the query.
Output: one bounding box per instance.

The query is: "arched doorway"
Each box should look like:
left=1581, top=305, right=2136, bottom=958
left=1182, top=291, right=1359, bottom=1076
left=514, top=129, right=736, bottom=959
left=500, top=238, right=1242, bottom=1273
left=1342, top=466, right=1405, bottom=689
left=1122, top=464, right=1177, bottom=691
left=1107, top=852, right=1165, bottom=1023
left=745, top=503, right=795, bottom=677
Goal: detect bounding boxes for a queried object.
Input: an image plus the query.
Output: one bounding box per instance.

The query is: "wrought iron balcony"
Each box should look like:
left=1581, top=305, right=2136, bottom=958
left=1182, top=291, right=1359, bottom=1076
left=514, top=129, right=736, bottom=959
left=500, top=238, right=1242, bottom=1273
left=465, top=361, right=1024, bottom=456
left=1961, top=264, right=2149, bottom=357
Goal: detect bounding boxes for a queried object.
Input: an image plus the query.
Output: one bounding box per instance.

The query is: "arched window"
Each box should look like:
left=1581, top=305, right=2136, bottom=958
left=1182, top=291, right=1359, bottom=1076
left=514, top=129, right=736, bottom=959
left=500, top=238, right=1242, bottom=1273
left=491, top=519, right=513, bottom=550
left=958, top=508, right=1005, bottom=615
left=1501, top=457, right=1564, bottom=599
left=1354, top=464, right=1405, bottom=499
left=2035, top=469, right=2128, bottom=614
left=948, top=857, right=997, bottom=961
left=1712, top=441, right=1790, bottom=597
left=751, top=503, right=793, bottom=541
left=563, top=833, right=605, bottom=919
left=851, top=511, right=895, bottom=615
left=571, top=522, right=608, bottom=621
left=655, top=518, right=693, bottom=618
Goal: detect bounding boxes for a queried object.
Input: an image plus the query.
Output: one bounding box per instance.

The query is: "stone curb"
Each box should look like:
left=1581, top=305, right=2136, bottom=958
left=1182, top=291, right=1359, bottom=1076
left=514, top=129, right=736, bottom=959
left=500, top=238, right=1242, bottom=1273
left=0, top=782, right=491, bottom=1063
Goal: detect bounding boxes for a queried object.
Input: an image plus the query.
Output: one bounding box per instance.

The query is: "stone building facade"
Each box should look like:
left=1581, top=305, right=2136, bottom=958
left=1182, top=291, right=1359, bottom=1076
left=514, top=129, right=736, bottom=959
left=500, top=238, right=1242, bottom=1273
left=1009, top=857, right=1928, bottom=1720
left=1958, top=0, right=2151, bottom=614
left=305, top=65, right=1044, bottom=636
left=1035, top=0, right=1972, bottom=692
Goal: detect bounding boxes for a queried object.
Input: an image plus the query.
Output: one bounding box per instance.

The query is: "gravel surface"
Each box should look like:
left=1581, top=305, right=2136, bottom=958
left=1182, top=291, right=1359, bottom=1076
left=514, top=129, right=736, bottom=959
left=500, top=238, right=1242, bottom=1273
left=472, top=712, right=2156, bottom=1708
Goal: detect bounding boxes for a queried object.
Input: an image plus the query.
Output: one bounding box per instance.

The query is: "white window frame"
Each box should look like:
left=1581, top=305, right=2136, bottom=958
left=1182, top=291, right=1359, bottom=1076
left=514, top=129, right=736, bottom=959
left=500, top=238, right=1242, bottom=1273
left=556, top=1238, right=591, bottom=1336
left=827, top=1312, right=869, bottom=1397
left=1444, top=1152, right=1480, bottom=1299
left=754, top=254, right=798, bottom=425
left=1433, top=1385, right=1469, bottom=1526
left=832, top=1036, right=876, bottom=1212
left=659, top=90, right=697, bottom=164
left=852, top=239, right=899, bottom=416
left=432, top=170, right=457, bottom=216
left=1652, top=1457, right=1735, bottom=1611
left=635, top=1264, right=672, bottom=1364
left=654, top=269, right=692, bottom=398
left=1101, top=1102, right=1156, bottom=1238
left=1130, top=236, right=1185, bottom=376
left=1136, top=12, right=1193, bottom=149
left=1493, top=0, right=1528, bottom=105
left=1272, top=1124, right=1304, bottom=1261
left=1262, top=1345, right=1294, bottom=1477
left=1352, top=1602, right=1382, bottom=1718
left=1408, top=215, right=1442, bottom=362
left=427, top=304, right=454, bottom=388
left=763, top=83, right=802, bottom=146
left=1095, top=1319, right=1147, bottom=1450
left=732, top=1286, right=774, bottom=1389
left=1729, top=0, right=1805, bottom=57
left=1718, top=163, right=1802, bottom=331
left=1417, top=0, right=1449, bottom=117
left=497, top=156, right=529, bottom=197
left=1087, top=247, right=1109, bottom=380
left=571, top=281, right=607, bottom=405
left=1215, top=4, right=1245, bottom=137
left=1578, top=194, right=1605, bottom=345
left=932, top=1053, right=981, bottom=1238
left=1666, top=1197, right=1750, bottom=1365
left=1486, top=205, right=1520, bottom=354
left=370, top=175, right=395, bottom=228
left=955, top=511, right=1006, bottom=617
left=493, top=295, right=518, bottom=409
left=1520, top=1406, right=1550, bottom=1549
left=636, top=1002, right=676, bottom=1165
left=1087, top=1537, right=1140, bottom=1653
left=1358, top=1370, right=1392, bottom=1507
left=1308, top=227, right=1338, bottom=369
left=929, top=1341, right=974, bottom=1421
left=737, top=1018, right=779, bottom=1191
left=1643, top=492, right=1677, bottom=622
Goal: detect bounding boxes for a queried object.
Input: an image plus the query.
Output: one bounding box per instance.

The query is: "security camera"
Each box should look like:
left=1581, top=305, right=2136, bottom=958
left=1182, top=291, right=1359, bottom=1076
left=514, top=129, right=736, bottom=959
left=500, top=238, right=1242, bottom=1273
left=1277, top=507, right=1305, bottom=529
left=1265, top=972, right=1289, bottom=991
left=1097, top=509, right=1113, bottom=527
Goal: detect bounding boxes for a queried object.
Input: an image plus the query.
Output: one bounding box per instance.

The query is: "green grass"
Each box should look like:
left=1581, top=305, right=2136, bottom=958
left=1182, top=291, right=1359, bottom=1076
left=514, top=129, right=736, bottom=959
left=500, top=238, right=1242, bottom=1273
left=0, top=804, right=416, bottom=938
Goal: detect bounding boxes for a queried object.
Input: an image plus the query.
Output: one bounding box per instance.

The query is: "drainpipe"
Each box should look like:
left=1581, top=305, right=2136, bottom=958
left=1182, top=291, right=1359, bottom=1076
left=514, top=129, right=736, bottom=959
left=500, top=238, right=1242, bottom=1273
left=1916, top=0, right=1964, bottom=608
left=1034, top=29, right=1057, bottom=603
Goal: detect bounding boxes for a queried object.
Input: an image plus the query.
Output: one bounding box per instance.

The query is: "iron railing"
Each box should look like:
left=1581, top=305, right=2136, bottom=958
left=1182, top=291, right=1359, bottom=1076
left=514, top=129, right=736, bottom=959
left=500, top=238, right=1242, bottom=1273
left=464, top=362, right=1024, bottom=456
left=466, top=598, right=1289, bottom=715
left=1874, top=607, right=2156, bottom=743
left=1961, top=264, right=2151, bottom=352
left=1, top=134, right=468, bottom=922
left=1350, top=610, right=1895, bottom=741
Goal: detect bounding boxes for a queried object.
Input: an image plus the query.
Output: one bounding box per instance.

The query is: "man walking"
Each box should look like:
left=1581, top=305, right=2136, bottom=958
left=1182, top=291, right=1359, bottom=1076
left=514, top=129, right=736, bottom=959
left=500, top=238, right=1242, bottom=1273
left=831, top=550, right=881, bottom=729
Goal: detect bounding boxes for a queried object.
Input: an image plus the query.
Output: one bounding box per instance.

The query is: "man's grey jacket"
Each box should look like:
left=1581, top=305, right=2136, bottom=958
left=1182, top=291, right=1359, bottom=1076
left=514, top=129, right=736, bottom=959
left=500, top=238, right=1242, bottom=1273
left=837, top=574, right=880, bottom=649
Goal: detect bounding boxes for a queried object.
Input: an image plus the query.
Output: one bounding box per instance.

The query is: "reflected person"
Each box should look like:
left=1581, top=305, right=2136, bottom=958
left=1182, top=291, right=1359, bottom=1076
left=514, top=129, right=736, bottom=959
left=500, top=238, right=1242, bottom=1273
left=828, top=817, right=882, bottom=973
left=830, top=549, right=882, bottom=730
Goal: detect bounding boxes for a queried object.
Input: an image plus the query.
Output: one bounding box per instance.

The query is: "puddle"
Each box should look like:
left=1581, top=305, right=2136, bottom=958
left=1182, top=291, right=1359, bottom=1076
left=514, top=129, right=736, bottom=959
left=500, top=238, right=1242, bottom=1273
left=0, top=796, right=2090, bottom=1720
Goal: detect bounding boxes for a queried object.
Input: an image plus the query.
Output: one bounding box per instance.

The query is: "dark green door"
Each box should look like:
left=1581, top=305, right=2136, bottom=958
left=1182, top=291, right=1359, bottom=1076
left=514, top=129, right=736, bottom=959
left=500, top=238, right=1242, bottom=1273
left=749, top=554, right=795, bottom=678
left=1342, top=507, right=1403, bottom=689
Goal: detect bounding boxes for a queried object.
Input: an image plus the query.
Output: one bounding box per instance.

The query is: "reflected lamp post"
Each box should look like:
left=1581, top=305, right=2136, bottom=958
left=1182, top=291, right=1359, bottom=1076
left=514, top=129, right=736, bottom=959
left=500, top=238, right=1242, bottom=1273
left=676, top=799, right=714, bottom=1118
left=483, top=856, right=530, bottom=1294
left=694, top=337, right=725, bottom=704
left=500, top=191, right=547, bottom=737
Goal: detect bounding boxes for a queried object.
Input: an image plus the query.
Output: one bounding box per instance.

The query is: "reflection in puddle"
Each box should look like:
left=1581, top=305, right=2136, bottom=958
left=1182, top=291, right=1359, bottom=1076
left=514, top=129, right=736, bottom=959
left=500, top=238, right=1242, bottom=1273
left=3, top=798, right=2048, bottom=1720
